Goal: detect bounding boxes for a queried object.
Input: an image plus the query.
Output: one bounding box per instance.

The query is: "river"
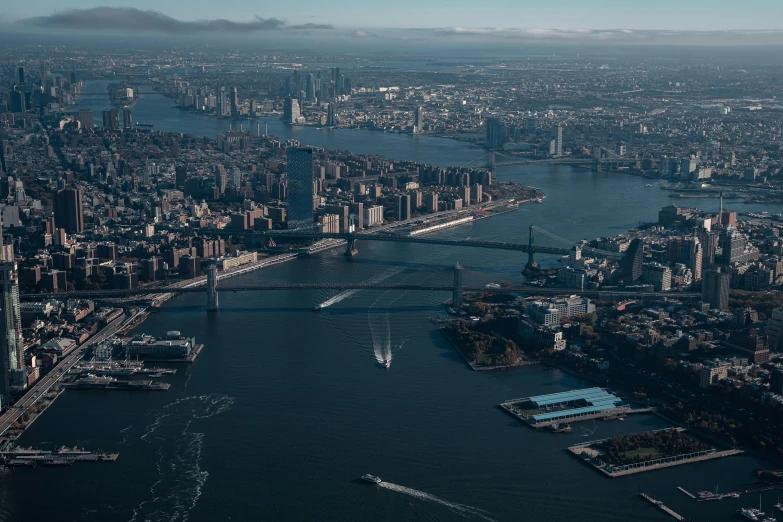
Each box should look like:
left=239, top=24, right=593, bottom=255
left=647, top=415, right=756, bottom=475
left=1, top=82, right=781, bottom=522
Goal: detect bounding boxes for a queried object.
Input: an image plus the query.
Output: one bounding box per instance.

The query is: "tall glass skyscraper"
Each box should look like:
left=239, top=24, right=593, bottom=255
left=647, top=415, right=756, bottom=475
left=0, top=261, right=25, bottom=398
left=286, top=147, right=315, bottom=229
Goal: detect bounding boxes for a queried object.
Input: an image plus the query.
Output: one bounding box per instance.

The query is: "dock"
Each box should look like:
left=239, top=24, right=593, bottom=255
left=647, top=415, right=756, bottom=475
left=1, top=444, right=119, bottom=468
left=677, top=487, right=696, bottom=499
left=640, top=493, right=685, bottom=521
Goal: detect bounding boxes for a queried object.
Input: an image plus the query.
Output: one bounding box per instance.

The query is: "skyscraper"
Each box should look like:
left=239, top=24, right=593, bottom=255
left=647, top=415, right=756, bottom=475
left=702, top=268, right=730, bottom=310
left=485, top=117, right=506, bottom=150
left=286, top=147, right=315, bottom=229
left=394, top=194, right=411, bottom=221
left=414, top=107, right=423, bottom=133
left=620, top=238, right=644, bottom=283
left=102, top=109, right=120, bottom=129
left=122, top=109, right=132, bottom=129
left=0, top=261, right=25, bottom=398
left=17, top=67, right=24, bottom=86
left=231, top=87, right=239, bottom=118
left=551, top=125, right=563, bottom=157
left=689, top=236, right=703, bottom=281
left=76, top=109, right=94, bottom=129
left=326, top=103, right=336, bottom=127
left=54, top=187, right=84, bottom=234
left=175, top=165, right=187, bottom=188
left=283, top=97, right=301, bottom=124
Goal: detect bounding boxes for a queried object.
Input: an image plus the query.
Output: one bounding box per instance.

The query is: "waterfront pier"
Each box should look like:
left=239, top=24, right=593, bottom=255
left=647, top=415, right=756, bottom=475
left=639, top=493, right=685, bottom=521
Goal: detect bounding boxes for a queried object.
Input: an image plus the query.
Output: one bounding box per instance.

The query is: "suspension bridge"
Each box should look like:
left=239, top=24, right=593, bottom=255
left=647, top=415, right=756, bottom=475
left=204, top=224, right=622, bottom=271
left=21, top=264, right=699, bottom=312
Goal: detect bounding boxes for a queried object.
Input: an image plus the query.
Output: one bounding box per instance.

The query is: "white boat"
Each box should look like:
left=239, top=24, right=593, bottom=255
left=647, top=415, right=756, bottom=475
left=383, top=360, right=391, bottom=369
left=361, top=474, right=382, bottom=484
left=741, top=508, right=765, bottom=521
left=775, top=501, right=783, bottom=512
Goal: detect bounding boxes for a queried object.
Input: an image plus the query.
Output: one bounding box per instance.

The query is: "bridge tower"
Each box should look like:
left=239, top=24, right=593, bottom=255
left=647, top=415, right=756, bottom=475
left=452, top=264, right=464, bottom=308
left=206, top=262, right=219, bottom=312
left=525, top=225, right=537, bottom=270
left=489, top=151, right=496, bottom=178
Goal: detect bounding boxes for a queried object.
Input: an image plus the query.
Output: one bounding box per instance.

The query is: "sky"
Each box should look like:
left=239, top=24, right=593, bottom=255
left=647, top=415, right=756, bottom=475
left=3, top=0, right=783, bottom=47
left=5, top=0, right=783, bottom=31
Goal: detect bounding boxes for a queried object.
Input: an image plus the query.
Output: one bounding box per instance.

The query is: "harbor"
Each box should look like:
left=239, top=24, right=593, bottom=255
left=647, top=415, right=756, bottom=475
left=1, top=441, right=118, bottom=468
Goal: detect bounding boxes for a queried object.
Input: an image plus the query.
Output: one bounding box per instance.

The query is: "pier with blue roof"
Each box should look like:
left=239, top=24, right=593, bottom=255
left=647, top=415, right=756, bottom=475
left=500, top=387, right=633, bottom=428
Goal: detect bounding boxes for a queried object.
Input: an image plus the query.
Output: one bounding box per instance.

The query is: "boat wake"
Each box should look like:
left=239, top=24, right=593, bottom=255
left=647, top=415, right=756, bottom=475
left=369, top=290, right=409, bottom=368
left=379, top=482, right=497, bottom=522
left=316, top=265, right=406, bottom=310
left=579, top=422, right=597, bottom=438
left=127, top=394, right=234, bottom=522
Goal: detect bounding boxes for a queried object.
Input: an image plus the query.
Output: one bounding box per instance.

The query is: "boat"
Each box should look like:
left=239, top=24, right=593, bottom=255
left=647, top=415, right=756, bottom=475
left=550, top=423, right=572, bottom=433
left=313, top=304, right=324, bottom=311
left=135, top=122, right=154, bottom=127
left=361, top=474, right=382, bottom=484
left=774, top=500, right=783, bottom=512
left=645, top=184, right=653, bottom=187
left=383, top=360, right=391, bottom=369
left=741, top=509, right=765, bottom=521
left=149, top=373, right=164, bottom=378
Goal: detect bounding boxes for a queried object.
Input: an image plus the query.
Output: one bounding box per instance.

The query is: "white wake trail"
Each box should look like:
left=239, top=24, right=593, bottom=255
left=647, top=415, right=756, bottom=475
left=379, top=482, right=497, bottom=522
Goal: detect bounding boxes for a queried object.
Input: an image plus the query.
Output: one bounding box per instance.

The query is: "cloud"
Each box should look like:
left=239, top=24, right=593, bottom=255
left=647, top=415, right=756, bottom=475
left=21, top=7, right=285, bottom=33
left=288, top=23, right=333, bottom=30
left=427, top=27, right=783, bottom=44
left=349, top=30, right=378, bottom=38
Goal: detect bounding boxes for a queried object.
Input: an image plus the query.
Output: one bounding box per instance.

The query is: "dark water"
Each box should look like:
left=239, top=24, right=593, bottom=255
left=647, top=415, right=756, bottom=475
left=4, top=84, right=782, bottom=522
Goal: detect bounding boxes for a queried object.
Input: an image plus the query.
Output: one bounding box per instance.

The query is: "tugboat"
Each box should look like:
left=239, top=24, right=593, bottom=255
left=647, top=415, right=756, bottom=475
left=361, top=474, right=382, bottom=484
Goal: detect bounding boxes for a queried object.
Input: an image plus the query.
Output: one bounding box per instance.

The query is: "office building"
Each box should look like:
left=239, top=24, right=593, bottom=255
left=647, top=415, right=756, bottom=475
left=767, top=308, right=783, bottom=352
left=326, top=103, right=336, bottom=127
left=283, top=97, right=301, bottom=124
left=771, top=369, right=783, bottom=395
left=122, top=109, right=132, bottom=129
left=102, top=109, right=120, bottom=129
left=641, top=263, right=672, bottom=291
left=394, top=194, right=411, bottom=221
left=76, top=109, right=94, bottom=129
left=620, top=238, right=644, bottom=282
left=231, top=87, right=239, bottom=117
left=485, top=117, right=506, bottom=150
left=0, top=262, right=25, bottom=398
left=54, top=187, right=84, bottom=234
left=175, top=166, right=188, bottom=188
left=550, top=125, right=563, bottom=157
left=414, top=106, right=423, bottom=133
left=286, top=147, right=315, bottom=228
left=702, top=268, right=730, bottom=310
left=17, top=67, right=24, bottom=86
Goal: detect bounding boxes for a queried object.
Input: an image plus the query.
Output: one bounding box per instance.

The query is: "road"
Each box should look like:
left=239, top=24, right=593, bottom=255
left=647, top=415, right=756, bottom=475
left=0, top=310, right=140, bottom=439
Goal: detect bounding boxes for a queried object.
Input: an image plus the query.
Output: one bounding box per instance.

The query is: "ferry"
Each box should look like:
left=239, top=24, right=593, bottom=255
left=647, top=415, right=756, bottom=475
left=361, top=474, right=382, bottom=484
